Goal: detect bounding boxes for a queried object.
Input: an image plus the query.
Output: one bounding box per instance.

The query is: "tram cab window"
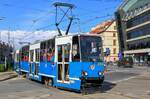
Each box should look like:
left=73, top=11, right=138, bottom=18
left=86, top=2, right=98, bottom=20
left=80, top=36, right=102, bottom=62
left=72, top=36, right=80, bottom=62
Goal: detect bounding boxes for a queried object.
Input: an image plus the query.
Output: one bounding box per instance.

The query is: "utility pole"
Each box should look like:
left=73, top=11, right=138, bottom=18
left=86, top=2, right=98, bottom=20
left=0, top=31, right=1, bottom=41
left=13, top=32, right=15, bottom=51
left=0, top=17, right=5, bottom=41
left=8, top=30, right=10, bottom=45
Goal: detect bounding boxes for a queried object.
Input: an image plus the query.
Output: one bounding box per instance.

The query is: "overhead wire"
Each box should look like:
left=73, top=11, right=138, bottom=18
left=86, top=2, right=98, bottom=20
left=0, top=3, right=51, bottom=13
left=1, top=0, right=121, bottom=40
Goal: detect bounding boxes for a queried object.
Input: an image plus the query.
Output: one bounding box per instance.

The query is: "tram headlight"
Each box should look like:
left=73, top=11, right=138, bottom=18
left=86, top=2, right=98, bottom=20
left=82, top=71, right=88, bottom=76
left=98, top=71, right=104, bottom=76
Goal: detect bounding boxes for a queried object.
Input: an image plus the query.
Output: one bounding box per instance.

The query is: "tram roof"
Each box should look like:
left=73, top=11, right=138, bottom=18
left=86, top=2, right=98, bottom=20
left=17, top=34, right=100, bottom=51
left=55, top=33, right=100, bottom=38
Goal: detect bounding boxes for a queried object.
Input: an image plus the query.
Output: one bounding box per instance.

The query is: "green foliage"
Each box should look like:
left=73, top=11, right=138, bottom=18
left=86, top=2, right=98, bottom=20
left=0, top=64, right=4, bottom=72
left=7, top=62, right=13, bottom=71
left=0, top=62, right=13, bottom=72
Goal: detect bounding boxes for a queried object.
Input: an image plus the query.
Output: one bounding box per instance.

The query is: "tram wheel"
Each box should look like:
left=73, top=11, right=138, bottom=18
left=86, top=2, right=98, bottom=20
left=44, top=77, right=53, bottom=88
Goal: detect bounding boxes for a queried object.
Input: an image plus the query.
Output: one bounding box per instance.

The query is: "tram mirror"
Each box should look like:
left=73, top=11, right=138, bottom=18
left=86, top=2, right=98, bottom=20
left=91, top=42, right=97, bottom=53
left=72, top=44, right=80, bottom=61
left=72, top=44, right=77, bottom=56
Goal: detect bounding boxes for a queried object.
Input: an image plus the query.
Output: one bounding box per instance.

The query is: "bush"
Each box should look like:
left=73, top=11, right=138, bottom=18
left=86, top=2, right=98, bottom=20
left=0, top=64, right=4, bottom=72
left=7, top=62, right=13, bottom=71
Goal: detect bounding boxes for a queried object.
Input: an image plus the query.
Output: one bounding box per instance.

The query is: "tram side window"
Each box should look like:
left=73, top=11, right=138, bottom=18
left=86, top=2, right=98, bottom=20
left=47, top=39, right=55, bottom=62
left=72, top=36, right=80, bottom=62
left=40, top=39, right=55, bottom=62
left=35, top=49, right=40, bottom=62
left=64, top=44, right=70, bottom=62
left=22, top=46, right=29, bottom=62
left=35, top=63, right=39, bottom=75
left=30, top=50, right=34, bottom=62
left=40, top=41, right=46, bottom=62
left=47, top=48, right=55, bottom=62
left=58, top=46, right=62, bottom=62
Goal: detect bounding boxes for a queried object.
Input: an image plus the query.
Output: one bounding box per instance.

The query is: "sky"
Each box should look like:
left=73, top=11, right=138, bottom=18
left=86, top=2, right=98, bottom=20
left=0, top=0, right=123, bottom=48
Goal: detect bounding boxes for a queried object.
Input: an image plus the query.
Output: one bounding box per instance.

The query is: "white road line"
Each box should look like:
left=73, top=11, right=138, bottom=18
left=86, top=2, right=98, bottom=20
left=112, top=76, right=137, bottom=83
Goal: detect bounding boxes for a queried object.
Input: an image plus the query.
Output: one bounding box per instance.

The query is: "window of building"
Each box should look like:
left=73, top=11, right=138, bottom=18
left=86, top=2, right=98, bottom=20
left=127, top=25, right=150, bottom=40
left=114, top=26, right=116, bottom=30
left=126, top=11, right=150, bottom=28
left=113, top=48, right=116, bottom=54
left=113, top=40, right=116, bottom=46
left=127, top=40, right=150, bottom=50
left=113, top=32, right=116, bottom=37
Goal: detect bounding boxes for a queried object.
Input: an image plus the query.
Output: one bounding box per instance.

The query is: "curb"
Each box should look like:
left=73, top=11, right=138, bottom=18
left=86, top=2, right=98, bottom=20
left=0, top=73, right=18, bottom=82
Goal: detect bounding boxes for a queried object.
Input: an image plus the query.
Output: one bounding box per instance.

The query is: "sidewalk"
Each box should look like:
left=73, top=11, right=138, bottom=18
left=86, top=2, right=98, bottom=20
left=0, top=71, right=18, bottom=81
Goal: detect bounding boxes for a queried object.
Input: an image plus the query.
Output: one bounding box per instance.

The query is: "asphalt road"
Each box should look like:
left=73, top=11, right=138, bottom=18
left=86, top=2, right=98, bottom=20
left=0, top=66, right=149, bottom=99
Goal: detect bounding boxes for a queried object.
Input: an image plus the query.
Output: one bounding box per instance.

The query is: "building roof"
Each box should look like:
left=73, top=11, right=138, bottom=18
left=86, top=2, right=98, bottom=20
left=90, top=20, right=114, bottom=34
left=118, top=0, right=150, bottom=12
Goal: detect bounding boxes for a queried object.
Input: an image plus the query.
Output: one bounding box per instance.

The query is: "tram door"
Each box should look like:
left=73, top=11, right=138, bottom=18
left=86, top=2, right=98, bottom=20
left=57, top=44, right=70, bottom=83
left=29, top=43, right=40, bottom=76
left=29, top=50, right=34, bottom=74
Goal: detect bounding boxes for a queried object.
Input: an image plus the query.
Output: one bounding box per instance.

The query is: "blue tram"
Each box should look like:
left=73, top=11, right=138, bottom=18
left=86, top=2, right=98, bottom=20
left=14, top=34, right=105, bottom=91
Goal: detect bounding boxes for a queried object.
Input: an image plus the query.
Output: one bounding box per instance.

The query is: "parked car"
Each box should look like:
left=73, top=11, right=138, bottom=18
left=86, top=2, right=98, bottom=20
left=117, top=56, right=133, bottom=68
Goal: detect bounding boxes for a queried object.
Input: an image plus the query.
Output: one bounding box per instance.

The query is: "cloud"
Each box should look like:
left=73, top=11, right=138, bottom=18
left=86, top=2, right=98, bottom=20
left=0, top=30, right=79, bottom=49
left=0, top=30, right=59, bottom=49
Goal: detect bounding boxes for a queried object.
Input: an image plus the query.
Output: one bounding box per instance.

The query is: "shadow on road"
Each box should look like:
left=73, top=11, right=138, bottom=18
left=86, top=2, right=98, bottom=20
left=57, top=81, right=116, bottom=95
left=83, top=81, right=116, bottom=95
left=101, top=81, right=116, bottom=93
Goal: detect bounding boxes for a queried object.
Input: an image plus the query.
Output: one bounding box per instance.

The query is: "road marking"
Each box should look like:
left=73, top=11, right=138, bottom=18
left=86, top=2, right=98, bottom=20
left=112, top=76, right=137, bottom=83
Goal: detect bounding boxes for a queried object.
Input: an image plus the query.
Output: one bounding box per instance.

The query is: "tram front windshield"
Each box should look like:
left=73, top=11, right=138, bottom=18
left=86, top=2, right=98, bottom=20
left=80, top=36, right=102, bottom=62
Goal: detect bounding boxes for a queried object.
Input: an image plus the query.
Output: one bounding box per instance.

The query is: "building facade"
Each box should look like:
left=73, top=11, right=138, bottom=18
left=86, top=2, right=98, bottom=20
left=90, top=20, right=119, bottom=63
left=115, top=0, right=150, bottom=66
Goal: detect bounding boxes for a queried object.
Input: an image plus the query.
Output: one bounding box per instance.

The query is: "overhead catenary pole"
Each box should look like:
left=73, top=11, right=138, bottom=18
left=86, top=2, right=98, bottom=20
left=7, top=30, right=10, bottom=45
left=0, top=17, right=5, bottom=41
left=0, top=31, right=1, bottom=41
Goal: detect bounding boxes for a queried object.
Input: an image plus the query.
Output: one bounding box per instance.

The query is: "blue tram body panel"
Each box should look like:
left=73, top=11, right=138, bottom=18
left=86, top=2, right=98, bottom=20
left=14, top=62, right=19, bottom=70
left=81, top=62, right=104, bottom=78
left=20, top=61, right=29, bottom=73
left=39, top=62, right=56, bottom=78
left=53, top=62, right=82, bottom=90
left=53, top=62, right=105, bottom=90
